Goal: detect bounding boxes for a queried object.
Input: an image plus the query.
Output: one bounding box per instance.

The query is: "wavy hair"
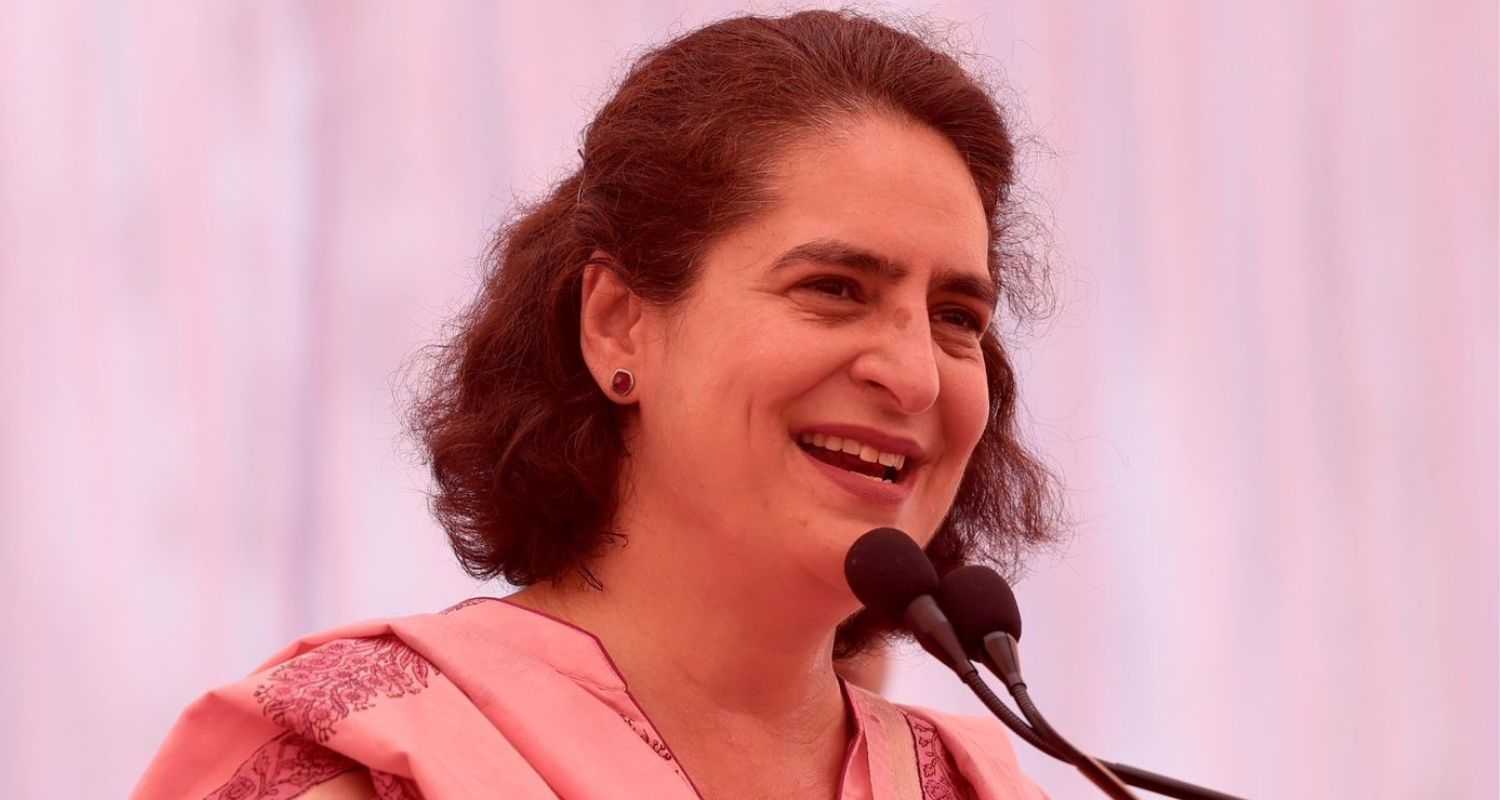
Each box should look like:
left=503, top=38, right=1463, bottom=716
left=406, top=8, right=1067, bottom=657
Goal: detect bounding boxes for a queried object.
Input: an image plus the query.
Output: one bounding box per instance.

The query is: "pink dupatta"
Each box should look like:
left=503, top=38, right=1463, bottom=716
left=133, top=598, right=1049, bottom=799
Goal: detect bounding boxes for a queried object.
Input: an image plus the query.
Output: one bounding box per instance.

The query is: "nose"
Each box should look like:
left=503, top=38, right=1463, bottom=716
left=848, top=308, right=941, bottom=415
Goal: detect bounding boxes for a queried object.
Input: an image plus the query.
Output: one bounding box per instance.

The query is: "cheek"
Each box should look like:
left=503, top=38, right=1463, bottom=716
left=650, top=316, right=803, bottom=460
left=945, top=366, right=991, bottom=458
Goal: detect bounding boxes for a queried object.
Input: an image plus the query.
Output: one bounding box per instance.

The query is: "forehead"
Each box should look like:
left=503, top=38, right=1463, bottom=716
left=715, top=114, right=992, bottom=289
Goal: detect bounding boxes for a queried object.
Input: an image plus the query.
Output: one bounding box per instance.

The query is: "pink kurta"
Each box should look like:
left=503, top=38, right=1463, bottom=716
left=133, top=597, right=1049, bottom=799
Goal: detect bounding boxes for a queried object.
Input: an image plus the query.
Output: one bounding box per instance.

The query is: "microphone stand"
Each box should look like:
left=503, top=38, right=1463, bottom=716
left=972, top=634, right=1248, bottom=800
left=953, top=669, right=1139, bottom=799
left=901, top=595, right=1139, bottom=799
left=843, top=529, right=1244, bottom=800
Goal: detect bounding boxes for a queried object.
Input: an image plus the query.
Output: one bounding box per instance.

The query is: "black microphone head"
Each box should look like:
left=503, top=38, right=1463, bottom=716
left=936, top=564, right=1023, bottom=657
left=844, top=527, right=939, bottom=619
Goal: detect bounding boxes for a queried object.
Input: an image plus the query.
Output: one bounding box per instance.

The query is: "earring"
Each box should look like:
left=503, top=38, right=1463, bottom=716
left=610, top=368, right=635, bottom=397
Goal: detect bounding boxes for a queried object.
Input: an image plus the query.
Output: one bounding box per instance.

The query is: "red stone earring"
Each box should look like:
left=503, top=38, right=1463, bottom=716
left=610, top=368, right=635, bottom=397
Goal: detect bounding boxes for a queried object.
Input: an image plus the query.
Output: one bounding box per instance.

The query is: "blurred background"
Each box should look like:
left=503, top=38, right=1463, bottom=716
left=1, top=1, right=1494, bottom=798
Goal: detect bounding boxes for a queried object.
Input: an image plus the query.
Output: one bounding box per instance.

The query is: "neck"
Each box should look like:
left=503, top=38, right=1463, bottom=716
left=507, top=482, right=863, bottom=797
left=509, top=487, right=862, bottom=733
left=514, top=540, right=847, bottom=725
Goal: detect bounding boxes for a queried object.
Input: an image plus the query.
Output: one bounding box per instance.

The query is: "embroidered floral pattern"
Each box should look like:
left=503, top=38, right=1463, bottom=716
left=253, top=635, right=434, bottom=743
left=370, top=770, right=425, bottom=799
left=908, top=715, right=975, bottom=800
left=203, top=732, right=356, bottom=800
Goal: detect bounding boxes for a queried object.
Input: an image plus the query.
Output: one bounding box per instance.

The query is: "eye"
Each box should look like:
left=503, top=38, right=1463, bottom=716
left=800, top=276, right=861, bottom=301
left=934, top=306, right=984, bottom=333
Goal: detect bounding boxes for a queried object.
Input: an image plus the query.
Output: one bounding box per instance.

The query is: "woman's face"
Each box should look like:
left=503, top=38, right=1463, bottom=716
left=629, top=113, right=993, bottom=600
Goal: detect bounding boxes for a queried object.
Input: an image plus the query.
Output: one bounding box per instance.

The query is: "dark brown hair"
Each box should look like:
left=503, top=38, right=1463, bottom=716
left=407, top=8, right=1066, bottom=656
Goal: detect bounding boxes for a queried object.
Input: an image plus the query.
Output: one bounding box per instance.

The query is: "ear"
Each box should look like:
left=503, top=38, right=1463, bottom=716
left=579, top=251, right=644, bottom=403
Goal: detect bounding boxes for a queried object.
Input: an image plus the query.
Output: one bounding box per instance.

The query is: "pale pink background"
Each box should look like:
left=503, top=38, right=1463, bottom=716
left=1, top=2, right=1494, bottom=798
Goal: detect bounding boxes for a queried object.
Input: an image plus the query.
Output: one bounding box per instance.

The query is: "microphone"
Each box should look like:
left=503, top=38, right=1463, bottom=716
left=844, top=529, right=1138, bottom=799
left=843, top=527, right=974, bottom=677
left=936, top=564, right=1026, bottom=692
left=939, top=564, right=1247, bottom=800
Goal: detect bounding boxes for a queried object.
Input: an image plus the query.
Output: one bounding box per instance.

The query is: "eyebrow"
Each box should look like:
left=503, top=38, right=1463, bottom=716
left=769, top=238, right=999, bottom=308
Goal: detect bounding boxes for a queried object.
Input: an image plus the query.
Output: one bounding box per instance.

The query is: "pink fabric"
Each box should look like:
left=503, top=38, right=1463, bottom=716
left=132, top=598, right=1049, bottom=799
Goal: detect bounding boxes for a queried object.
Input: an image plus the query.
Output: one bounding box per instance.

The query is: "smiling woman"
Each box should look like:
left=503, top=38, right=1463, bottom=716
left=133, top=8, right=1063, bottom=800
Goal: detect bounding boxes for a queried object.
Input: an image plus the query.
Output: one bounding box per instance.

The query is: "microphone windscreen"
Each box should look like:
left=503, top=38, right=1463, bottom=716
left=844, top=527, right=939, bottom=619
left=936, top=564, right=1023, bottom=654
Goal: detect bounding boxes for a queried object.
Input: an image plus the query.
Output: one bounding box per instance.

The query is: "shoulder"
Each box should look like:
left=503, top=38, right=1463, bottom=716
left=135, top=605, right=479, bottom=800
left=252, top=633, right=439, bottom=745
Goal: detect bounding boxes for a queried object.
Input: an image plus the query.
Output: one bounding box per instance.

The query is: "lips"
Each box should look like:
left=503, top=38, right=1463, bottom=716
left=797, top=443, right=914, bottom=506
left=789, top=423, right=926, bottom=504
left=791, top=425, right=926, bottom=463
left=796, top=435, right=904, bottom=482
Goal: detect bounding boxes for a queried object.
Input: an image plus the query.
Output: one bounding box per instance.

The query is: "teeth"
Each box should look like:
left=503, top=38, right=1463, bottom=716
left=797, top=432, right=911, bottom=474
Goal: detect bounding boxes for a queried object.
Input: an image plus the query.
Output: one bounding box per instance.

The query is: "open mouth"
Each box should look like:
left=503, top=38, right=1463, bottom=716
left=795, top=432, right=912, bottom=484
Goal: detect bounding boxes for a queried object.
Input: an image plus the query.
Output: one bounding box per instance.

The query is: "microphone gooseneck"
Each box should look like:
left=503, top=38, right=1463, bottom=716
left=846, top=533, right=1135, bottom=798
left=938, top=564, right=1248, bottom=800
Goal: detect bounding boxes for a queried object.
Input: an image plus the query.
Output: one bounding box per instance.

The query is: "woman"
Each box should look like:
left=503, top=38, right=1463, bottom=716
left=134, top=9, right=1062, bottom=799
